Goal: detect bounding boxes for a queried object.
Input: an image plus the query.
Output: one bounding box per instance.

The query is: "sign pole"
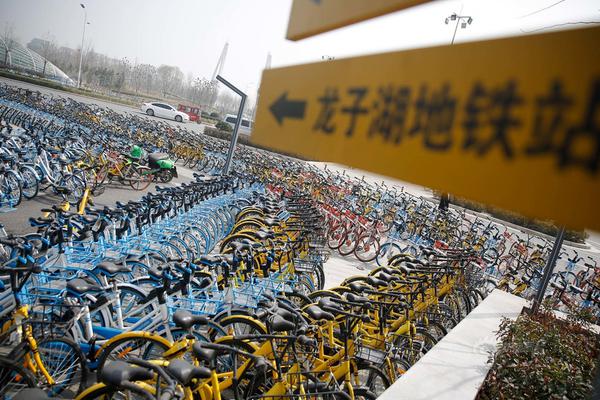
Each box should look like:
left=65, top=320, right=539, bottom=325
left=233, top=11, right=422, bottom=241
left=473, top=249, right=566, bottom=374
left=216, top=75, right=247, bottom=176
left=531, top=226, right=565, bottom=314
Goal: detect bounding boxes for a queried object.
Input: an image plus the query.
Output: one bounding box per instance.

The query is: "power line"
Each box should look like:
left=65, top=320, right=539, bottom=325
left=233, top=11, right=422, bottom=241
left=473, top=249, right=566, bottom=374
left=520, top=20, right=600, bottom=33
left=519, top=0, right=568, bottom=19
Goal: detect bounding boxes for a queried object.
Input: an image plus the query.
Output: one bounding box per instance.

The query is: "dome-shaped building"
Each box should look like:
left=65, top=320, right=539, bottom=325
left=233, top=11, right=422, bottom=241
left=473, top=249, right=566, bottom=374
left=0, top=38, right=74, bottom=86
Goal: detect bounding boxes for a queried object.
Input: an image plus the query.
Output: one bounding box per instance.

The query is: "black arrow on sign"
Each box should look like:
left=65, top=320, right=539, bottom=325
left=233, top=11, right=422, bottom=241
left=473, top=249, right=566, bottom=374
left=269, top=92, right=307, bottom=125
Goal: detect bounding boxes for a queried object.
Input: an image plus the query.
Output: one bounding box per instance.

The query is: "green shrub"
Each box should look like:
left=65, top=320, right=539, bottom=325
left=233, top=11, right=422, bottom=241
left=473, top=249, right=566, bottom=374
left=215, top=121, right=232, bottom=132
left=477, top=310, right=600, bottom=399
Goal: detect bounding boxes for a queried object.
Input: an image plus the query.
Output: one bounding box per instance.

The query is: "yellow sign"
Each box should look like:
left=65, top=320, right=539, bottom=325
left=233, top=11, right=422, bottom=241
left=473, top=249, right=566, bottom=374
left=253, top=27, right=600, bottom=231
left=287, top=0, right=432, bottom=40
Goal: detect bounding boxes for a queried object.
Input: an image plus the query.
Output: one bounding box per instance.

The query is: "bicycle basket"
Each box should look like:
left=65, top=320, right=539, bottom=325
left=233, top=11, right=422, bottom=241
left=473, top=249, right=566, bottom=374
left=354, top=335, right=388, bottom=365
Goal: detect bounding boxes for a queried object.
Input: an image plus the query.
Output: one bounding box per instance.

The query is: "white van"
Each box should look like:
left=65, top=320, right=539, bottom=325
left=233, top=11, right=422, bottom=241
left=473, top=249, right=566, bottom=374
left=224, top=114, right=253, bottom=135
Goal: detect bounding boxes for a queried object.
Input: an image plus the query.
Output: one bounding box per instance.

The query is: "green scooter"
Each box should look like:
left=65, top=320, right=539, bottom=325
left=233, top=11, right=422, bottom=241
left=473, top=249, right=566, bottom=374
left=129, top=146, right=178, bottom=183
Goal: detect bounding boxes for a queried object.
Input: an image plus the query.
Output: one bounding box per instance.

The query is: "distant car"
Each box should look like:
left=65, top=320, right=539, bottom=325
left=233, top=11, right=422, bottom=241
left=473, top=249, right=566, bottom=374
left=224, top=114, right=253, bottom=135
left=177, top=104, right=202, bottom=124
left=141, top=102, right=189, bottom=123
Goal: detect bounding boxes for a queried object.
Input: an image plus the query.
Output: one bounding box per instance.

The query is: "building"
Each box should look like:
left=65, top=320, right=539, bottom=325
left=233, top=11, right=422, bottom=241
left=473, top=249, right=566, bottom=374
left=0, top=38, right=74, bottom=86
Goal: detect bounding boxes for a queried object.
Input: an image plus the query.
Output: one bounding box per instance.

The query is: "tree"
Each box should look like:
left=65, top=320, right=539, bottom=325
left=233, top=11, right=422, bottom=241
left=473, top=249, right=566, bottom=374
left=38, top=33, right=58, bottom=76
left=157, top=64, right=183, bottom=96
left=1, top=23, right=17, bottom=67
left=112, top=57, right=130, bottom=91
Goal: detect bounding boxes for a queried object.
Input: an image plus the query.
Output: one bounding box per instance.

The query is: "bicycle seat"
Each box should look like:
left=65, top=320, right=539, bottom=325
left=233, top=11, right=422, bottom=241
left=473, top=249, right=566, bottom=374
left=269, top=314, right=296, bottom=332
left=366, top=276, right=388, bottom=288
left=221, top=254, right=235, bottom=265
left=95, top=262, right=132, bottom=277
left=318, top=297, right=344, bottom=313
left=303, top=381, right=330, bottom=393
left=346, top=281, right=371, bottom=293
left=304, top=305, right=335, bottom=321
left=54, top=186, right=71, bottom=195
left=378, top=266, right=398, bottom=276
left=100, top=360, right=154, bottom=387
left=197, top=255, right=222, bottom=265
left=167, top=359, right=211, bottom=385
left=345, top=292, right=370, bottom=305
left=569, top=285, right=584, bottom=294
left=421, top=248, right=437, bottom=257
left=229, top=241, right=252, bottom=252
left=262, top=218, right=280, bottom=227
left=192, top=342, right=218, bottom=365
left=79, top=215, right=98, bottom=224
left=148, top=265, right=166, bottom=280
left=550, top=281, right=564, bottom=290
left=254, top=230, right=274, bottom=241
left=403, top=261, right=422, bottom=270
left=376, top=271, right=399, bottom=283
left=66, top=278, right=103, bottom=295
left=29, top=217, right=53, bottom=227
left=172, top=309, right=209, bottom=330
left=241, top=238, right=262, bottom=248
left=125, top=254, right=143, bottom=263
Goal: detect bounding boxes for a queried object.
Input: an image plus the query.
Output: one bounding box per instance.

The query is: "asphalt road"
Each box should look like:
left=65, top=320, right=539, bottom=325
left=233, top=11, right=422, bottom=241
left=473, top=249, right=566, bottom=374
left=0, top=162, right=199, bottom=236
left=0, top=76, right=211, bottom=135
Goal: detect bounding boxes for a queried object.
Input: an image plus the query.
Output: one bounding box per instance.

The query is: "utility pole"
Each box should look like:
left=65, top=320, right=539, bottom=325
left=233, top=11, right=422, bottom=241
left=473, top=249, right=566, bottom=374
left=77, top=3, right=89, bottom=88
left=445, top=13, right=473, bottom=45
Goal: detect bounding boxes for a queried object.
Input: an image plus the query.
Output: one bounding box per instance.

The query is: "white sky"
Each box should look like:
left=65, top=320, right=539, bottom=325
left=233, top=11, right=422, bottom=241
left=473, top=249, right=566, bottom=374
left=1, top=0, right=599, bottom=95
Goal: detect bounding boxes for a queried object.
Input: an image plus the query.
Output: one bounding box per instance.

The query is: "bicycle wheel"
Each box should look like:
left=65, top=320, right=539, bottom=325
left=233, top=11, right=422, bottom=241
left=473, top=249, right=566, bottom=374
left=96, top=334, right=170, bottom=376
left=0, top=170, right=22, bottom=207
left=327, top=223, right=347, bottom=250
left=76, top=383, right=153, bottom=400
left=216, top=315, right=268, bottom=336
left=19, top=165, right=39, bottom=200
left=376, top=242, right=402, bottom=267
left=354, top=234, right=381, bottom=263
left=59, top=174, right=85, bottom=204
left=355, top=363, right=390, bottom=397
left=156, top=240, right=185, bottom=260
left=0, top=355, right=36, bottom=397
left=118, top=284, right=151, bottom=319
left=36, top=336, right=87, bottom=396
left=481, top=247, right=499, bottom=266
left=129, top=166, right=154, bottom=191
left=338, top=230, right=358, bottom=257
left=422, top=320, right=448, bottom=342
left=497, top=256, right=513, bottom=276
left=351, top=385, right=379, bottom=400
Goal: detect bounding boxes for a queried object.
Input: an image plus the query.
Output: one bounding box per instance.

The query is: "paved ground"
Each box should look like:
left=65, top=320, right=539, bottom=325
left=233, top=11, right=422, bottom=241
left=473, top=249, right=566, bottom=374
left=0, top=76, right=211, bottom=135
left=0, top=162, right=198, bottom=235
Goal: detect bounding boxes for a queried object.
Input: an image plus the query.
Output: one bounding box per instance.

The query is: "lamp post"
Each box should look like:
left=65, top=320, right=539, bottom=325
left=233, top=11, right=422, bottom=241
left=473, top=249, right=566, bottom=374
left=444, top=13, right=473, bottom=45
left=77, top=3, right=89, bottom=88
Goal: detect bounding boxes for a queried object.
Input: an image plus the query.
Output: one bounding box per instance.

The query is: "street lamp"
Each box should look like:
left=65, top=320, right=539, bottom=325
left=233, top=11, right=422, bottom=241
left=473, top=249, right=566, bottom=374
left=445, top=13, right=473, bottom=45
left=77, top=3, right=89, bottom=88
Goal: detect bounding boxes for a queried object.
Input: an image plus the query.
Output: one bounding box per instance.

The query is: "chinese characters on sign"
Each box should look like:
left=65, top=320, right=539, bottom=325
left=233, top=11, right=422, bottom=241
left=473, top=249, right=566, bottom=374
left=311, top=80, right=600, bottom=173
